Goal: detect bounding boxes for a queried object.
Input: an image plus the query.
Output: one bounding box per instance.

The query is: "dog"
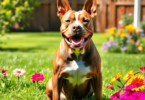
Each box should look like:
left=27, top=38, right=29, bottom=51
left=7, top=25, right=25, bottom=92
left=46, top=0, right=102, bottom=99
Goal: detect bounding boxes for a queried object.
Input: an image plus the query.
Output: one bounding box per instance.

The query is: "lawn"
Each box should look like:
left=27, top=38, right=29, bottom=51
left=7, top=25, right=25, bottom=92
left=0, top=32, right=145, bottom=100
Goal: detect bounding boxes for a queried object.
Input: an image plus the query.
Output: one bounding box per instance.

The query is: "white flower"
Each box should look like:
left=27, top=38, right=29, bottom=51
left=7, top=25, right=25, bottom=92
left=13, top=68, right=25, bottom=77
left=118, top=20, right=123, bottom=25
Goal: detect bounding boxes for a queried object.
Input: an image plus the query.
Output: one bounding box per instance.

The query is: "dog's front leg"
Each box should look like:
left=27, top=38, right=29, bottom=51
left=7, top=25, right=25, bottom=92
left=52, top=74, right=63, bottom=100
left=91, top=72, right=102, bottom=100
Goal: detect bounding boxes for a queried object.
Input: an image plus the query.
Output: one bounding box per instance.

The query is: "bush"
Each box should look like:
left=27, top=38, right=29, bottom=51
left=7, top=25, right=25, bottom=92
left=0, top=0, right=40, bottom=34
left=102, top=24, right=145, bottom=53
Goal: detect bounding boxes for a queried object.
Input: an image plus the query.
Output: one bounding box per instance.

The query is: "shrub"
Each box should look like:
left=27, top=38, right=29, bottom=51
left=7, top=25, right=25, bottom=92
left=102, top=24, right=145, bottom=53
left=0, top=0, right=40, bottom=34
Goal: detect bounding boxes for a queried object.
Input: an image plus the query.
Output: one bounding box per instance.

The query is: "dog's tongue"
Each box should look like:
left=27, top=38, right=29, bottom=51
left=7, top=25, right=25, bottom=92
left=72, top=36, right=81, bottom=43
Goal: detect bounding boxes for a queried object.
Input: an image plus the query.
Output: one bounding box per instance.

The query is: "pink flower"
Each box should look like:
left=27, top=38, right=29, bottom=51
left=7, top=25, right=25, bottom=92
left=110, top=90, right=121, bottom=100
left=13, top=68, right=25, bottom=77
left=2, top=73, right=8, bottom=77
left=139, top=66, right=145, bottom=72
left=31, top=73, right=44, bottom=82
left=0, top=69, right=8, bottom=73
left=128, top=13, right=133, bottom=16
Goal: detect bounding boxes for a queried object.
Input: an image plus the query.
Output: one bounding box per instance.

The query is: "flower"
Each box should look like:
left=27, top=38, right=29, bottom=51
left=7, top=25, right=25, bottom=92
left=128, top=13, right=133, bottom=16
left=136, top=40, right=140, bottom=46
left=108, top=28, right=116, bottom=35
left=120, top=8, right=124, bottom=12
left=122, top=47, right=127, bottom=51
left=103, top=33, right=107, bottom=37
left=31, top=73, right=44, bottom=82
left=140, top=33, right=145, bottom=37
left=120, top=32, right=127, bottom=37
left=0, top=69, right=8, bottom=73
left=138, top=46, right=143, bottom=52
left=111, top=72, right=122, bottom=82
left=130, top=39, right=134, bottom=43
left=126, top=74, right=144, bottom=91
left=123, top=70, right=134, bottom=81
left=106, top=42, right=111, bottom=49
left=101, top=44, right=106, bottom=52
left=2, top=73, right=8, bottom=77
left=106, top=83, right=113, bottom=89
left=125, top=24, right=137, bottom=33
left=112, top=42, right=117, bottom=47
left=110, top=90, right=121, bottom=100
left=3, top=21, right=9, bottom=25
left=13, top=69, right=25, bottom=77
left=114, top=32, right=119, bottom=36
left=139, top=66, right=145, bottom=72
left=117, top=18, right=121, bottom=22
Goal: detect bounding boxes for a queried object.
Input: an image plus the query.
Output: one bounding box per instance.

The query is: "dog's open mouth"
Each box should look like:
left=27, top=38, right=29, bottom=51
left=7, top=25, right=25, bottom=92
left=63, top=35, right=91, bottom=47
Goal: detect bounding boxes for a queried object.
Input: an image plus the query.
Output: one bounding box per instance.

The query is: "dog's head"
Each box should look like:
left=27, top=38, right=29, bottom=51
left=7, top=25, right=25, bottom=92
left=57, top=0, right=97, bottom=49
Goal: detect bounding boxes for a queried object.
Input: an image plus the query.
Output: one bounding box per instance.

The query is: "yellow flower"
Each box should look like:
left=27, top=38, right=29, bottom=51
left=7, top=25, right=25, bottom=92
left=1, top=2, right=5, bottom=6
left=108, top=28, right=116, bottom=35
left=138, top=46, right=143, bottom=52
left=126, top=74, right=144, bottom=91
left=24, top=1, right=29, bottom=6
left=125, top=24, right=138, bottom=33
left=2, top=30, right=5, bottom=34
left=109, top=38, right=113, bottom=42
left=119, top=29, right=125, bottom=33
left=123, top=70, right=134, bottom=81
left=121, top=32, right=127, bottom=37
left=3, top=21, right=9, bottom=25
left=5, top=0, right=10, bottom=4
left=6, top=10, right=12, bottom=15
left=142, top=38, right=145, bottom=41
left=103, top=33, right=107, bottom=37
left=111, top=72, right=122, bottom=82
left=114, top=32, right=119, bottom=36
left=16, top=6, right=24, bottom=12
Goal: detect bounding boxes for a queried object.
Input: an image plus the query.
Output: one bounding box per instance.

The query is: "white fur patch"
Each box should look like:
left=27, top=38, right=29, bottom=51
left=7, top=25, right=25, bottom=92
left=74, top=12, right=83, bottom=28
left=63, top=60, right=90, bottom=86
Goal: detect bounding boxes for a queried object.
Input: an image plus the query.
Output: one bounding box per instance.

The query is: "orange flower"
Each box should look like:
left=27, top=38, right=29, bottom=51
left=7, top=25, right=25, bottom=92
left=119, top=29, right=125, bottom=33
left=106, top=83, right=113, bottom=89
left=111, top=72, right=122, bottom=82
left=136, top=41, right=140, bottom=45
left=130, top=39, right=134, bottom=43
left=115, top=32, right=119, bottom=36
left=136, top=32, right=139, bottom=35
left=121, top=32, right=126, bottom=37
left=117, top=18, right=121, bottom=22
left=109, top=38, right=113, bottom=42
left=138, top=46, right=143, bottom=52
left=103, top=33, right=107, bottom=37
left=126, top=74, right=144, bottom=91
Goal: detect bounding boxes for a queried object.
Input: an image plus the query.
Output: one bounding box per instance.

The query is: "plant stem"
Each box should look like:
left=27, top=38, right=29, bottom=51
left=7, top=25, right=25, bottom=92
left=120, top=71, right=143, bottom=91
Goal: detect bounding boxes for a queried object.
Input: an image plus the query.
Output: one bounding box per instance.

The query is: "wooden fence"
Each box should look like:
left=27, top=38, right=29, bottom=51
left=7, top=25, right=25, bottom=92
left=24, top=0, right=145, bottom=32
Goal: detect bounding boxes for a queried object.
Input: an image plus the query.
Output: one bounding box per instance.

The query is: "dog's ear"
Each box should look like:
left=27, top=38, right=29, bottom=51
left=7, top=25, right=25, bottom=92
left=83, top=0, right=97, bottom=18
left=57, top=0, right=71, bottom=19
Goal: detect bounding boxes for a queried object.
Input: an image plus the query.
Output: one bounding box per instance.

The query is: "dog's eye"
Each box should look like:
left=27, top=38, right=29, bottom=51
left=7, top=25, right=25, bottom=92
left=65, top=20, right=71, bottom=23
left=83, top=18, right=89, bottom=24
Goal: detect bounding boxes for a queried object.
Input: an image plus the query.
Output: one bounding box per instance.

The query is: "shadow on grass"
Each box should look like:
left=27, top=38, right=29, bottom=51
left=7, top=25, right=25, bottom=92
left=0, top=47, right=48, bottom=52
left=90, top=94, right=109, bottom=100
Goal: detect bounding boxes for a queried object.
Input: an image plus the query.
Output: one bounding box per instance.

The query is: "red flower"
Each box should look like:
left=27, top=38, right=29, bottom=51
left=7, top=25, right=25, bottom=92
left=140, top=67, right=145, bottom=72
left=130, top=39, right=134, bottom=43
left=0, top=69, right=8, bottom=73
left=117, top=18, right=121, bottom=22
left=106, top=83, right=113, bottom=89
left=31, top=73, right=44, bottom=82
left=120, top=8, right=125, bottom=12
left=110, top=90, right=121, bottom=100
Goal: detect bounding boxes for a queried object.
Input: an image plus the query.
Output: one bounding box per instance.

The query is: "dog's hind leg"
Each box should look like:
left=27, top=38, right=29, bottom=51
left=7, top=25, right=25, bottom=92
left=46, top=78, right=66, bottom=100
left=46, top=78, right=53, bottom=100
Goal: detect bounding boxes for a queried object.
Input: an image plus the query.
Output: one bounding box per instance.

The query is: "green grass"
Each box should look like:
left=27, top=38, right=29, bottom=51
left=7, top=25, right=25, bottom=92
left=0, top=32, right=145, bottom=100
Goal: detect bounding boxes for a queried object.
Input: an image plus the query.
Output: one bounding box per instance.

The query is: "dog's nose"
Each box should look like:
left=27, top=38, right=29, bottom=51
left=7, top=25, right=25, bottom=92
left=72, top=25, right=81, bottom=32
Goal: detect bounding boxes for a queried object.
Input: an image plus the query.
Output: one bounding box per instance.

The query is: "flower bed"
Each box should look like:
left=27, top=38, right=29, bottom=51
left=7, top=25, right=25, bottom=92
left=106, top=67, right=145, bottom=100
left=102, top=24, right=145, bottom=53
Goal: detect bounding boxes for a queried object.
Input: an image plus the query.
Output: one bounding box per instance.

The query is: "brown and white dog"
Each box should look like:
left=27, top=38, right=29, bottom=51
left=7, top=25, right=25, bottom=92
left=46, top=0, right=102, bottom=100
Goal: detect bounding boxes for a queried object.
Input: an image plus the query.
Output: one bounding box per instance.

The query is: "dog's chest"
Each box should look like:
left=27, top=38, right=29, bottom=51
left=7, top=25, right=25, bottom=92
left=63, top=60, right=91, bottom=86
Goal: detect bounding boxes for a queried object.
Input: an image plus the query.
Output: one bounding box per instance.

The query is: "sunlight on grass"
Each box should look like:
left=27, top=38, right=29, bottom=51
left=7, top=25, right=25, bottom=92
left=0, top=32, right=145, bottom=100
